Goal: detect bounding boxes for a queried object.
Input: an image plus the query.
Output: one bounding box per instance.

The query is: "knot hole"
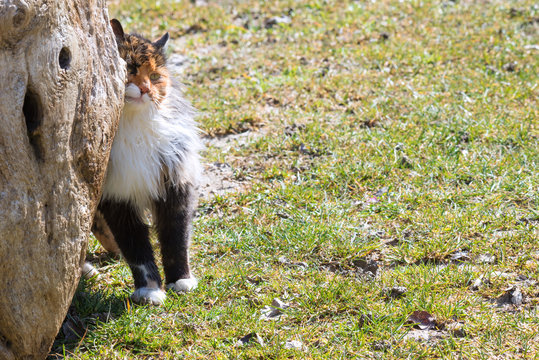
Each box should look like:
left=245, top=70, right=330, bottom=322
left=23, top=89, right=44, bottom=161
left=59, top=47, right=71, bottom=70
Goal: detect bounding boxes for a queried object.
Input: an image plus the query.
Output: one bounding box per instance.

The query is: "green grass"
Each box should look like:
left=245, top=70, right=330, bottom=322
left=50, top=0, right=538, bottom=358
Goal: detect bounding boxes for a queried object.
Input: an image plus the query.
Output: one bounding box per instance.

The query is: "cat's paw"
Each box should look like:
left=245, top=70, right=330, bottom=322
left=131, top=287, right=166, bottom=305
left=82, top=262, right=99, bottom=279
left=167, top=276, right=198, bottom=293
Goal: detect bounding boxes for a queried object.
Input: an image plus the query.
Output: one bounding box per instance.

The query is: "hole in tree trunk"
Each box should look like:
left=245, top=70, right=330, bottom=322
left=0, top=331, right=11, bottom=349
left=59, top=47, right=71, bottom=70
left=23, top=89, right=44, bottom=161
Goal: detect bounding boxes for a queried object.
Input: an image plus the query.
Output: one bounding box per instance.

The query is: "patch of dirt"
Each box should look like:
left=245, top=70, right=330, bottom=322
left=199, top=130, right=265, bottom=200
left=168, top=52, right=262, bottom=201
left=199, top=161, right=243, bottom=200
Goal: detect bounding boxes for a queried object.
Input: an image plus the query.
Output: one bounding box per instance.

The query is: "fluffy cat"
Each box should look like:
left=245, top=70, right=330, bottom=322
left=90, top=19, right=202, bottom=305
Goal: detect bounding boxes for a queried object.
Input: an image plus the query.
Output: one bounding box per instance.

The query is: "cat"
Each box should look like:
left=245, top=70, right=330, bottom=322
left=88, top=19, right=202, bottom=305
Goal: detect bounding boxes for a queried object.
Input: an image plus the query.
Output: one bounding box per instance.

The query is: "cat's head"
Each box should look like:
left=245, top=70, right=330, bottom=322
left=110, top=19, right=170, bottom=108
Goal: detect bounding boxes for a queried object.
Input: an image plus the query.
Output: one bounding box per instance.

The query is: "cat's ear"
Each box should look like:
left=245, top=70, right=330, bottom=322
left=110, top=19, right=125, bottom=40
left=153, top=32, right=169, bottom=51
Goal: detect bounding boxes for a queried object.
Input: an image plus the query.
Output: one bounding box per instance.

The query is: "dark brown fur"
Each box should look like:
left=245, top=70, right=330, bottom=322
left=87, top=20, right=200, bottom=305
left=110, top=19, right=170, bottom=106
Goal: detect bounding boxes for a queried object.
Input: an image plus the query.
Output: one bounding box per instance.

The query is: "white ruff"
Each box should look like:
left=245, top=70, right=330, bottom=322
left=102, top=83, right=201, bottom=213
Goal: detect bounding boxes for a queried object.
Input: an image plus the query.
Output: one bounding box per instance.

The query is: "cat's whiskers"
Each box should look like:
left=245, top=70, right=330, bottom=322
left=152, top=94, right=166, bottom=109
left=152, top=97, right=161, bottom=107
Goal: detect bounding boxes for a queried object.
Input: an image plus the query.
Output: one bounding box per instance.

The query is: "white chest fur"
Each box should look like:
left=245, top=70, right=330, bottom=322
left=102, top=91, right=201, bottom=213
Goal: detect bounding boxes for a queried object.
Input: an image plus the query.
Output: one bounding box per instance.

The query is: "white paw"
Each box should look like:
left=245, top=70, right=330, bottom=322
left=167, top=276, right=198, bottom=293
left=131, top=287, right=166, bottom=305
left=81, top=262, right=99, bottom=279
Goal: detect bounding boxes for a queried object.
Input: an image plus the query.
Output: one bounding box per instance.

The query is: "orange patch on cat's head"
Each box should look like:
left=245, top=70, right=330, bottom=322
left=111, top=20, right=170, bottom=106
left=127, top=62, right=170, bottom=103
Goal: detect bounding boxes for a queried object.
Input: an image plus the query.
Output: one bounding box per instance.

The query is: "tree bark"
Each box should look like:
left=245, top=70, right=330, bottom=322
left=0, top=1, right=125, bottom=359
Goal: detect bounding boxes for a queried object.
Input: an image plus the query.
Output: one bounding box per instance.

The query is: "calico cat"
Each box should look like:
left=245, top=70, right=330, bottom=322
left=91, top=19, right=201, bottom=305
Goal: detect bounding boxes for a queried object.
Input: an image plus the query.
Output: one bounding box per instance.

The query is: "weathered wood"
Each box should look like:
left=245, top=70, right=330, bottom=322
left=0, top=0, right=125, bottom=358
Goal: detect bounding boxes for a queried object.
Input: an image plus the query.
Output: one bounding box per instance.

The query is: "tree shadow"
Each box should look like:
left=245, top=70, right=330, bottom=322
left=47, top=276, right=127, bottom=359
left=85, top=250, right=121, bottom=266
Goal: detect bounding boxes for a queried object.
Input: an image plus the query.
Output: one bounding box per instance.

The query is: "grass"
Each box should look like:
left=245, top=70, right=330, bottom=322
left=50, top=0, right=537, bottom=358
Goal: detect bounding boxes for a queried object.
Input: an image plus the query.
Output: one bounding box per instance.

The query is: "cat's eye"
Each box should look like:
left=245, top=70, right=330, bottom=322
left=150, top=73, right=161, bottom=81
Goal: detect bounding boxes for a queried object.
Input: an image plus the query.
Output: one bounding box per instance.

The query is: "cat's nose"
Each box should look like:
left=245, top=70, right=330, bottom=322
left=138, top=84, right=149, bottom=94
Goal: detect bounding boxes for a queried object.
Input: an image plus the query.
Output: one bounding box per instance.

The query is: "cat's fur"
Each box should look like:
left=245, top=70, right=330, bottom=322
left=90, top=19, right=201, bottom=305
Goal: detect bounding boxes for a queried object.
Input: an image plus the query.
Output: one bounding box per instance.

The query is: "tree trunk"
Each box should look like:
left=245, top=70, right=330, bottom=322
left=0, top=1, right=125, bottom=359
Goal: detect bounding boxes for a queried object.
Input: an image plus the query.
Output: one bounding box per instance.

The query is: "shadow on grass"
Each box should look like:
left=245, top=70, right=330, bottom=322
left=47, top=276, right=127, bottom=359
left=85, top=250, right=122, bottom=266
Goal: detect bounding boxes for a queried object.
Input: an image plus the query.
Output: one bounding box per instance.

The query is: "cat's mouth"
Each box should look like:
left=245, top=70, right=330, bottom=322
left=125, top=94, right=150, bottom=104
left=125, top=83, right=151, bottom=105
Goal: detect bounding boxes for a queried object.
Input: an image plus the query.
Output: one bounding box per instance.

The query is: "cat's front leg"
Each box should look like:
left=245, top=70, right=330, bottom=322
left=129, top=262, right=166, bottom=305
left=154, top=183, right=198, bottom=293
left=99, top=200, right=166, bottom=305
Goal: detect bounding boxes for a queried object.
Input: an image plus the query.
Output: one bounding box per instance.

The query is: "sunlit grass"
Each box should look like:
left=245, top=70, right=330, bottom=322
left=51, top=0, right=538, bottom=358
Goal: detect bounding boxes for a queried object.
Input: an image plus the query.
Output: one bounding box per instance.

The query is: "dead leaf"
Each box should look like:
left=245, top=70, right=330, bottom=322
left=271, top=298, right=289, bottom=309
left=284, top=123, right=306, bottom=136
left=182, top=23, right=206, bottom=35
left=398, top=155, right=414, bottom=169
left=236, top=332, right=264, bottom=347
left=259, top=298, right=289, bottom=320
left=246, top=276, right=263, bottom=285
left=502, top=62, right=517, bottom=72
left=372, top=340, right=391, bottom=351
left=470, top=277, right=487, bottom=291
left=278, top=256, right=289, bottom=264
left=450, top=250, right=471, bottom=263
left=358, top=313, right=374, bottom=328
left=476, top=254, right=496, bottom=264
left=284, top=340, right=304, bottom=350
left=407, top=311, right=437, bottom=330
left=351, top=258, right=378, bottom=276
left=264, top=16, right=292, bottom=29
left=279, top=256, right=308, bottom=269
left=379, top=32, right=390, bottom=41
left=382, top=286, right=407, bottom=299
left=321, top=261, right=341, bottom=273
left=497, top=286, right=523, bottom=306
left=359, top=118, right=378, bottom=128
